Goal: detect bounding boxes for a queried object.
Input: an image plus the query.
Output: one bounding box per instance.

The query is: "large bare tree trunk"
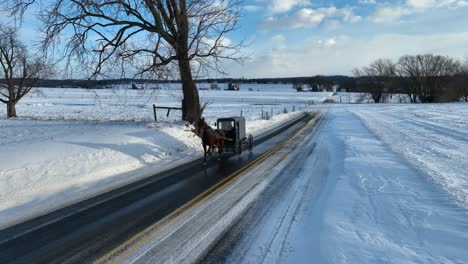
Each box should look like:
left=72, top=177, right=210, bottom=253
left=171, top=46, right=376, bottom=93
left=178, top=52, right=200, bottom=122
left=7, top=101, right=17, bottom=118
left=177, top=3, right=200, bottom=123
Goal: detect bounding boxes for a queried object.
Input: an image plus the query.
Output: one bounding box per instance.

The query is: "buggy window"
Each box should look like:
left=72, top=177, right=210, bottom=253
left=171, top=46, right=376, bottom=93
left=220, top=121, right=234, bottom=130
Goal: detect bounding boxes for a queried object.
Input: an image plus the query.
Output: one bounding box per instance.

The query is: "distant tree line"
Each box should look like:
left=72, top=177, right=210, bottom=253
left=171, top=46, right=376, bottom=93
left=0, top=75, right=357, bottom=89
left=353, top=54, right=467, bottom=103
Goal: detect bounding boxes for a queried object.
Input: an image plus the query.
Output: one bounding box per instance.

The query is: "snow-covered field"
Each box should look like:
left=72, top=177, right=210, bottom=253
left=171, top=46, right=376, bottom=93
left=312, top=108, right=467, bottom=263
left=0, top=84, right=326, bottom=230
left=2, top=84, right=326, bottom=122
left=350, top=104, right=468, bottom=209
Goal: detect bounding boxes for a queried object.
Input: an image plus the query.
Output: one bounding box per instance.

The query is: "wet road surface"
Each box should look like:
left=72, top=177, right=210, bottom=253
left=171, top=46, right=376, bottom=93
left=0, top=114, right=311, bottom=264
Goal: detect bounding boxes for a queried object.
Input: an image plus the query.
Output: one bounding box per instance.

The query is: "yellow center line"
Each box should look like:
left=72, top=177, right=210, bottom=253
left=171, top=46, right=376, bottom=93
left=95, top=115, right=312, bottom=264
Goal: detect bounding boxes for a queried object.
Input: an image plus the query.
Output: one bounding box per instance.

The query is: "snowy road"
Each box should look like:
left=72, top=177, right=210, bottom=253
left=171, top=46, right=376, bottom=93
left=204, top=108, right=468, bottom=264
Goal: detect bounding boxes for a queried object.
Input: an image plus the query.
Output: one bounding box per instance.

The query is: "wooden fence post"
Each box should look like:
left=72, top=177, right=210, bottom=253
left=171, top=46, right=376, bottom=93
left=153, top=104, right=157, bottom=121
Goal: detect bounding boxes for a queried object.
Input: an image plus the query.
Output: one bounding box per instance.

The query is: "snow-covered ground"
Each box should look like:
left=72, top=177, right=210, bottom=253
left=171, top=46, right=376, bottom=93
left=350, top=104, right=468, bottom=209
left=1, top=85, right=328, bottom=122
left=1, top=83, right=467, bottom=264
left=0, top=85, right=321, bottom=230
left=205, top=107, right=468, bottom=264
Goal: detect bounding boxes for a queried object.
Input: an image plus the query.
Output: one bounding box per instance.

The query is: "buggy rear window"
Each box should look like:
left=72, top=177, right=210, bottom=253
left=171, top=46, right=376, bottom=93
left=220, top=121, right=234, bottom=130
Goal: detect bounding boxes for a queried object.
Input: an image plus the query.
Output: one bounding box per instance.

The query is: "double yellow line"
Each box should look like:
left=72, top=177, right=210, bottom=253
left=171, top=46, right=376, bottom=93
left=96, top=116, right=309, bottom=264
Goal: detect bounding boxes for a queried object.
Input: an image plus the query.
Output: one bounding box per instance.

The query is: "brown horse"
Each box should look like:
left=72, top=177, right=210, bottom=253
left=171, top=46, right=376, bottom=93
left=194, top=118, right=225, bottom=165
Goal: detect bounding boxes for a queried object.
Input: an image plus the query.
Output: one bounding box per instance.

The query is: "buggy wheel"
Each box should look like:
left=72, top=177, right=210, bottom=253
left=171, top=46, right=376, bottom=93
left=248, top=134, right=254, bottom=152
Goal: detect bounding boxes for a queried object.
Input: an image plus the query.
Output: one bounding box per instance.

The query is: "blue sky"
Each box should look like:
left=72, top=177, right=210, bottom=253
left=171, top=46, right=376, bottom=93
left=3, top=0, right=468, bottom=78
left=223, top=0, right=468, bottom=78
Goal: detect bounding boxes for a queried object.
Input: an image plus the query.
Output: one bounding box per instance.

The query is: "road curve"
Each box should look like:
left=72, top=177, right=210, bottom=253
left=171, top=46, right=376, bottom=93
left=0, top=112, right=315, bottom=264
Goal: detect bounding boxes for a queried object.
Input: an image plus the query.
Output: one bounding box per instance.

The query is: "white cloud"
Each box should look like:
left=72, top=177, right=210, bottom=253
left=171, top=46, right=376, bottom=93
left=371, top=0, right=468, bottom=22
left=226, top=32, right=468, bottom=77
left=316, top=38, right=337, bottom=48
left=370, top=6, right=412, bottom=22
left=340, top=8, right=362, bottom=23
left=271, top=34, right=286, bottom=42
left=262, top=9, right=325, bottom=29
left=261, top=7, right=361, bottom=30
left=199, top=36, right=232, bottom=52
left=326, top=19, right=341, bottom=30
left=245, top=5, right=262, bottom=12
left=405, top=0, right=468, bottom=8
left=359, top=0, right=376, bottom=4
left=406, top=0, right=436, bottom=8
left=268, top=0, right=310, bottom=14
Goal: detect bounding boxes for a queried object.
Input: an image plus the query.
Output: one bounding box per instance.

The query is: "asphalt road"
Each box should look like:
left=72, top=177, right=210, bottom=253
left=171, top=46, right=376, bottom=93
left=203, top=112, right=329, bottom=264
left=0, top=113, right=312, bottom=264
left=201, top=113, right=325, bottom=264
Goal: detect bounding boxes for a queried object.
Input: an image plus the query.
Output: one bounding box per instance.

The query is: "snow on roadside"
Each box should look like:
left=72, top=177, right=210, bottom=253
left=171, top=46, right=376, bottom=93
left=350, top=104, right=468, bottom=209
left=0, top=91, right=308, bottom=231
left=205, top=107, right=467, bottom=264
left=0, top=119, right=199, bottom=230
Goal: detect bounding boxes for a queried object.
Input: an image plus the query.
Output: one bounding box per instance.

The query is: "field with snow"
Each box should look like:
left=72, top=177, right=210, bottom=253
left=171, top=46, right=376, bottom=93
left=350, top=104, right=468, bottom=209
left=0, top=84, right=331, bottom=230
left=1, top=84, right=327, bottom=122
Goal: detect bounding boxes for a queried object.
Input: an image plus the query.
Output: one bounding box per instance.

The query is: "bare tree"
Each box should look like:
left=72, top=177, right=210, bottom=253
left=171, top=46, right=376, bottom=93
left=462, top=57, right=468, bottom=101
left=463, top=55, right=468, bottom=70
left=306, top=75, right=336, bottom=92
left=2, top=0, right=245, bottom=122
left=353, top=59, right=396, bottom=103
left=396, top=54, right=462, bottom=103
left=446, top=61, right=468, bottom=102
left=0, top=26, right=50, bottom=117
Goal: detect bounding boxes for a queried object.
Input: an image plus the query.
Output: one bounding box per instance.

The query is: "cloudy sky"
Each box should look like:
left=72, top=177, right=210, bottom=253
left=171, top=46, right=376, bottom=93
left=223, top=0, right=468, bottom=78
left=3, top=0, right=468, bottom=78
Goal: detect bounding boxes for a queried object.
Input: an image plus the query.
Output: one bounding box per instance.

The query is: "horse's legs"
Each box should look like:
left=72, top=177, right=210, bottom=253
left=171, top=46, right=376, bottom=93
left=207, top=144, right=212, bottom=155
left=217, top=140, right=223, bottom=160
left=203, top=143, right=207, bottom=166
left=213, top=144, right=218, bottom=160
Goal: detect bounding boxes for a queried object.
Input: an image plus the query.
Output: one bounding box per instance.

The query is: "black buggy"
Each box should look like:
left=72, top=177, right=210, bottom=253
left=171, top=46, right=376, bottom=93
left=216, top=116, right=254, bottom=154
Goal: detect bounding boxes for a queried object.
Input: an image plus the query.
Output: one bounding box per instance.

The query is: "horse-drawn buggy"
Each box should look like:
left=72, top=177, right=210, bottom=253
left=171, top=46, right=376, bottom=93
left=216, top=116, right=253, bottom=154
left=195, top=116, right=254, bottom=165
